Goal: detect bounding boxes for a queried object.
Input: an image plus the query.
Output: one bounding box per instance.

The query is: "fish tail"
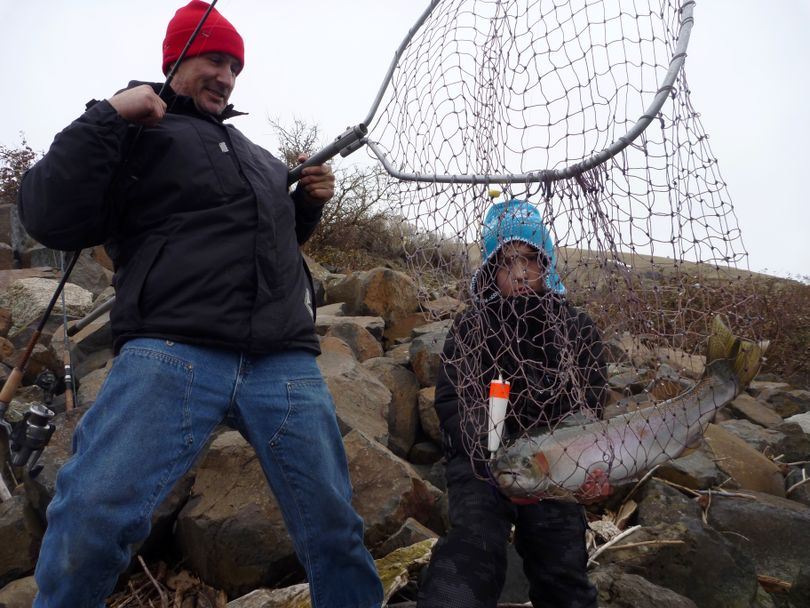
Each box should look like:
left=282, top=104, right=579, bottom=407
left=706, top=316, right=769, bottom=390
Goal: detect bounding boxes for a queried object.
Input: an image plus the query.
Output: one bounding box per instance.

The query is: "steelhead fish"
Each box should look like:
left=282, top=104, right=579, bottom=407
left=491, top=316, right=768, bottom=502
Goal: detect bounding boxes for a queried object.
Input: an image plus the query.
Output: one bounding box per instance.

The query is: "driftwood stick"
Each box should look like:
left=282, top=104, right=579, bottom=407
left=602, top=539, right=685, bottom=551
left=786, top=470, right=809, bottom=496
left=656, top=477, right=757, bottom=500
left=624, top=465, right=660, bottom=501
left=587, top=524, right=641, bottom=567
left=137, top=556, right=168, bottom=608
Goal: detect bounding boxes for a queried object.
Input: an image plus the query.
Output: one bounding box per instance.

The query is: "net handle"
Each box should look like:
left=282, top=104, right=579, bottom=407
left=287, top=0, right=442, bottom=185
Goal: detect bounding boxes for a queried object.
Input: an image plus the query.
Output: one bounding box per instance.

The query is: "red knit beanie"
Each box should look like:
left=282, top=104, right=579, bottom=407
left=162, top=1, right=244, bottom=75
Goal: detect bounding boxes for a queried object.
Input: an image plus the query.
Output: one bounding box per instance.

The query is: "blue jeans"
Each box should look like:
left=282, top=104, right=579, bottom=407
left=33, top=339, right=383, bottom=608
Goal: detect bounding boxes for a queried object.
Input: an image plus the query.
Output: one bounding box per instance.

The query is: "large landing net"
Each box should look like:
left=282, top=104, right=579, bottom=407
left=363, top=0, right=758, bottom=491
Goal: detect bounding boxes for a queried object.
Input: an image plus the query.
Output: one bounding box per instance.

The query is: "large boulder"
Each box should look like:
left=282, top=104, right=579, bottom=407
left=409, top=321, right=451, bottom=388
left=704, top=491, right=810, bottom=585
left=174, top=431, right=301, bottom=599
left=326, top=268, right=419, bottom=329
left=0, top=278, right=94, bottom=337
left=317, top=350, right=391, bottom=442
left=598, top=480, right=761, bottom=608
left=703, top=424, right=785, bottom=497
left=0, top=575, right=38, bottom=608
left=324, top=320, right=383, bottom=362
left=592, top=564, right=698, bottom=608
left=344, top=430, right=442, bottom=549
left=361, top=357, right=421, bottom=459
left=0, top=496, right=40, bottom=588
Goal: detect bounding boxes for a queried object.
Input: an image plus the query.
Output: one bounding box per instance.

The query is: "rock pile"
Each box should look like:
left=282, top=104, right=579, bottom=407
left=0, top=251, right=809, bottom=608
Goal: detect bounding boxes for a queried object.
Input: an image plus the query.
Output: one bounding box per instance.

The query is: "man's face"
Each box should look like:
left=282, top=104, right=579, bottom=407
left=494, top=241, right=548, bottom=297
left=171, top=52, right=242, bottom=115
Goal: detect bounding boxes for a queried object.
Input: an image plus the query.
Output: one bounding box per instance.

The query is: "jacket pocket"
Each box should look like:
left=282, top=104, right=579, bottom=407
left=111, top=234, right=168, bottom=331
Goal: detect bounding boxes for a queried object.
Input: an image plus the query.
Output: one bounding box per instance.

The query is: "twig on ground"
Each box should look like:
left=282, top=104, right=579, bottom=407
left=587, top=524, right=641, bottom=567
left=623, top=465, right=660, bottom=502
left=655, top=477, right=757, bottom=500
left=137, top=556, right=169, bottom=608
left=601, top=539, right=685, bottom=551
left=786, top=469, right=809, bottom=496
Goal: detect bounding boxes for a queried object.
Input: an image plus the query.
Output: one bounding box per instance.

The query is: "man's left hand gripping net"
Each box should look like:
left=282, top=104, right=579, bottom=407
left=359, top=0, right=764, bottom=498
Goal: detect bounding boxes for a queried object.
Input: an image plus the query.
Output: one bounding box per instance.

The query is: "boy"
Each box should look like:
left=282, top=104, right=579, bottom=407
left=417, top=199, right=607, bottom=608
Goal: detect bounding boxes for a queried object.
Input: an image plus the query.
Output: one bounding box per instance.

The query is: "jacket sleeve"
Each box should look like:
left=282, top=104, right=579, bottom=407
left=573, top=310, right=608, bottom=417
left=17, top=100, right=134, bottom=251
left=433, top=320, right=465, bottom=455
left=291, top=188, right=324, bottom=245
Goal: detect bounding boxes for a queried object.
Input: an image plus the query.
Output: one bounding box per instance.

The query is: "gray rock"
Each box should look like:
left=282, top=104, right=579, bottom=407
left=362, top=357, right=420, bottom=459
left=718, top=419, right=810, bottom=463
left=618, top=481, right=760, bottom=608
left=758, top=388, right=810, bottom=418
left=417, top=387, right=440, bottom=444
left=324, top=320, right=384, bottom=362
left=384, top=342, right=411, bottom=366
left=0, top=495, right=39, bottom=588
left=704, top=490, right=810, bottom=584
left=344, top=430, right=442, bottom=547
left=317, top=350, right=391, bottom=443
left=727, top=392, right=786, bottom=428
left=784, top=412, right=810, bottom=434
left=409, top=329, right=447, bottom=388
left=174, top=431, right=301, bottom=599
left=0, top=575, right=38, bottom=608
left=655, top=445, right=725, bottom=491
left=591, top=564, right=698, bottom=608
left=373, top=517, right=438, bottom=559
left=0, top=278, right=94, bottom=337
left=316, top=313, right=385, bottom=341
left=225, top=584, right=309, bottom=607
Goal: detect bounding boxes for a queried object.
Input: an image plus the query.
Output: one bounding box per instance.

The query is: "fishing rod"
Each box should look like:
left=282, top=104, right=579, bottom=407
left=0, top=250, right=80, bottom=486
left=0, top=1, right=222, bottom=496
left=60, top=252, right=76, bottom=412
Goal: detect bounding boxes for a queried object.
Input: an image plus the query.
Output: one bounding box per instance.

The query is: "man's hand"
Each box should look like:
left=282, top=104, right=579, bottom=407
left=108, top=85, right=167, bottom=127
left=295, top=154, right=335, bottom=206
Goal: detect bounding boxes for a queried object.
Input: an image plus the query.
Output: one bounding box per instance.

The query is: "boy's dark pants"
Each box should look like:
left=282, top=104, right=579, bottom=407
left=418, top=457, right=597, bottom=608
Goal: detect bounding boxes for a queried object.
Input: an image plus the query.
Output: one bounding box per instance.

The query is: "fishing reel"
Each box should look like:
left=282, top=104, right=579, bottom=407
left=1, top=401, right=56, bottom=478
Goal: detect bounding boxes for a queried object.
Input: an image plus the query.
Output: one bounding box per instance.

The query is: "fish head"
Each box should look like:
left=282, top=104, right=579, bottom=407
left=490, top=443, right=573, bottom=501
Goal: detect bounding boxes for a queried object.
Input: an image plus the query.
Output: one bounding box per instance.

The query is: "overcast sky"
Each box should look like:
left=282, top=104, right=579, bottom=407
left=1, top=0, right=807, bottom=279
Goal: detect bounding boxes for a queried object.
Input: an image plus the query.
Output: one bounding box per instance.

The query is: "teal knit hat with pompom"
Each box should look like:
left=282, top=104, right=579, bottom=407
left=471, top=198, right=566, bottom=298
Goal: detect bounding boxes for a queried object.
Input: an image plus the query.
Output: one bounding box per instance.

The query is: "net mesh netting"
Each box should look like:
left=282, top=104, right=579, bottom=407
left=363, top=0, right=760, bottom=497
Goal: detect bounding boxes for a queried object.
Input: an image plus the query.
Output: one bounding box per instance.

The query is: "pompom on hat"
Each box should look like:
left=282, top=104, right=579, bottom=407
left=162, top=1, right=244, bottom=75
left=471, top=198, right=566, bottom=298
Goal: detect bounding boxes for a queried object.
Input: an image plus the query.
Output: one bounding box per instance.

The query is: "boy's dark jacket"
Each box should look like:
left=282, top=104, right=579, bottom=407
left=18, top=82, right=321, bottom=355
left=435, top=293, right=608, bottom=461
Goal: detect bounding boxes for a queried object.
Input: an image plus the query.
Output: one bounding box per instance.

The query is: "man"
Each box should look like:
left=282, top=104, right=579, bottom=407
left=17, top=2, right=384, bottom=607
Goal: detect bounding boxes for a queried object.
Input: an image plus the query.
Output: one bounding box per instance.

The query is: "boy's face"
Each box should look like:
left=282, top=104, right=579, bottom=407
left=494, top=242, right=548, bottom=297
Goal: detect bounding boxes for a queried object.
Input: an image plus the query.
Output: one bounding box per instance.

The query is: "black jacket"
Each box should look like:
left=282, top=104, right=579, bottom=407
left=435, top=294, right=607, bottom=463
left=18, top=83, right=322, bottom=354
